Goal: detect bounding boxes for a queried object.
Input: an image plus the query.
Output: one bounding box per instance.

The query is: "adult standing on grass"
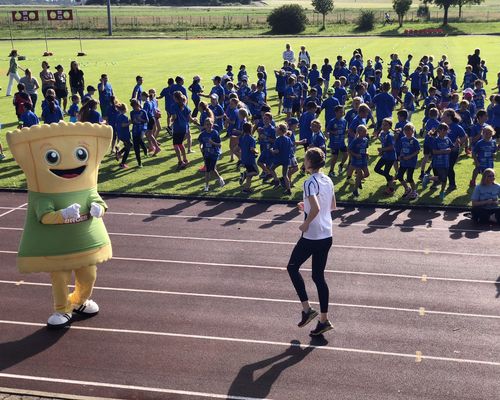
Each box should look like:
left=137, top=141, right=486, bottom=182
left=467, top=49, right=481, bottom=77
left=283, top=43, right=295, bottom=64
left=54, top=65, right=69, bottom=114
left=298, top=46, right=311, bottom=68
left=470, top=168, right=500, bottom=224
left=69, top=61, right=85, bottom=98
left=287, top=147, right=336, bottom=336
left=6, top=49, right=22, bottom=96
left=39, top=61, right=55, bottom=97
left=19, top=69, right=40, bottom=112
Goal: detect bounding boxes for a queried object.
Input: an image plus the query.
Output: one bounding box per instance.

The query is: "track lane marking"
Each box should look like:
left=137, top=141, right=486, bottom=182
left=0, top=203, right=27, bottom=219
left=1, top=320, right=500, bottom=367
left=1, top=280, right=498, bottom=320
left=0, top=228, right=499, bottom=258
left=0, top=250, right=496, bottom=284
left=0, top=373, right=266, bottom=400
left=0, top=206, right=495, bottom=235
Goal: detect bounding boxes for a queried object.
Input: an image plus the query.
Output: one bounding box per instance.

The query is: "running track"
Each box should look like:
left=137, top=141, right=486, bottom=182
left=0, top=192, right=499, bottom=400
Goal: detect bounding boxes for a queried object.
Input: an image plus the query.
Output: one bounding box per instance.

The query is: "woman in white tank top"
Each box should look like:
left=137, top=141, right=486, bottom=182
left=287, top=147, right=336, bottom=336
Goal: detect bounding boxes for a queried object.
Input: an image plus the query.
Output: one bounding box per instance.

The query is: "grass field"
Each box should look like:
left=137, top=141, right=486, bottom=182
left=0, top=36, right=499, bottom=206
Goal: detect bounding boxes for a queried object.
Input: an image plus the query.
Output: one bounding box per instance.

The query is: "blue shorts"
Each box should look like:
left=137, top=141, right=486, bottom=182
left=258, top=152, right=272, bottom=165
left=330, top=144, right=347, bottom=155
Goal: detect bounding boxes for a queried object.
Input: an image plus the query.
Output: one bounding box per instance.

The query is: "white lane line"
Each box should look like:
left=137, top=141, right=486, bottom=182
left=1, top=228, right=498, bottom=258
left=1, top=320, right=500, bottom=367
left=0, top=250, right=496, bottom=285
left=0, top=373, right=264, bottom=400
left=0, top=206, right=494, bottom=235
left=1, top=280, right=498, bottom=320
left=0, top=203, right=27, bottom=219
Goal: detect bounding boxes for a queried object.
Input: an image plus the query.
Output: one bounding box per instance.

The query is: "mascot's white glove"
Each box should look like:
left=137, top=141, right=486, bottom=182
left=61, top=203, right=81, bottom=220
left=90, top=202, right=104, bottom=218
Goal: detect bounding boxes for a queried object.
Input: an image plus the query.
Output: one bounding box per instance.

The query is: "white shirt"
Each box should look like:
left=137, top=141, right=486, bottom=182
left=302, top=172, right=334, bottom=240
left=298, top=51, right=310, bottom=66
left=283, top=50, right=295, bottom=63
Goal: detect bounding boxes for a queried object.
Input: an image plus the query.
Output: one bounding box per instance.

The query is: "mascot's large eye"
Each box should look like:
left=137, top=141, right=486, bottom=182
left=74, top=147, right=88, bottom=162
left=45, top=149, right=60, bottom=166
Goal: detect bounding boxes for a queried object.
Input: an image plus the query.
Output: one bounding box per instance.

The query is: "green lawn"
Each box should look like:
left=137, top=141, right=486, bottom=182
left=0, top=36, right=499, bottom=206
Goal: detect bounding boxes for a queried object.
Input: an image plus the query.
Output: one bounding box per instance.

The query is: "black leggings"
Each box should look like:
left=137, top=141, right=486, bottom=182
left=133, top=135, right=147, bottom=165
left=287, top=237, right=332, bottom=313
left=447, top=149, right=459, bottom=187
left=471, top=207, right=500, bottom=224
left=120, top=138, right=132, bottom=165
left=374, top=158, right=393, bottom=183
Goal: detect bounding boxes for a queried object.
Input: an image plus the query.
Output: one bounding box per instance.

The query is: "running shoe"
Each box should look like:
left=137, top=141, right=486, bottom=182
left=0, top=154, right=6, bottom=161
left=119, top=163, right=128, bottom=169
left=439, top=191, right=445, bottom=201
left=203, top=185, right=210, bottom=192
left=218, top=178, right=226, bottom=187
left=239, top=172, right=246, bottom=185
left=47, top=312, right=72, bottom=329
left=298, top=308, right=319, bottom=328
left=73, top=299, right=99, bottom=317
left=422, top=174, right=430, bottom=189
left=309, top=320, right=333, bottom=336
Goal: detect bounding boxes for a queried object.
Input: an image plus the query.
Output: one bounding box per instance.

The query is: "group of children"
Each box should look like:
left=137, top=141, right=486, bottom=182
left=3, top=51, right=499, bottom=199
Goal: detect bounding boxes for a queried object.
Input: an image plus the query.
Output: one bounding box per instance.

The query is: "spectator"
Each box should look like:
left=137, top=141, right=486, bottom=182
left=283, top=43, right=295, bottom=63
left=6, top=49, right=21, bottom=96
left=69, top=61, right=85, bottom=98
left=470, top=168, right=500, bottom=224
left=19, top=69, right=40, bottom=112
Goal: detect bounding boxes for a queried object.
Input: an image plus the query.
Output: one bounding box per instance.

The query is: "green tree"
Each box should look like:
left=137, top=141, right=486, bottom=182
left=267, top=4, right=308, bottom=34
left=312, top=0, right=334, bottom=30
left=425, top=0, right=459, bottom=25
left=457, top=0, right=484, bottom=20
left=392, top=0, right=412, bottom=27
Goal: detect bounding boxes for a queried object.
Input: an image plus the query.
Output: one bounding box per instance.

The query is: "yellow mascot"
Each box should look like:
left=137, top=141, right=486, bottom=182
left=7, top=122, right=113, bottom=329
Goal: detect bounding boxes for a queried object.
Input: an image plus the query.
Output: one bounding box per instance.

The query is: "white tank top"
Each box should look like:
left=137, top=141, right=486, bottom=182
left=302, top=172, right=334, bottom=240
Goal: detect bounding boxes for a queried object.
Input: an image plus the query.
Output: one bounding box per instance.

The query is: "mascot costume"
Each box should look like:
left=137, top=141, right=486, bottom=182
left=7, top=122, right=113, bottom=329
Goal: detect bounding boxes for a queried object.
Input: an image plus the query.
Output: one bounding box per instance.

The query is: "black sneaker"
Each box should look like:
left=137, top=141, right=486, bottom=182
left=298, top=308, right=318, bottom=328
left=309, top=320, right=333, bottom=336
left=239, top=171, right=247, bottom=185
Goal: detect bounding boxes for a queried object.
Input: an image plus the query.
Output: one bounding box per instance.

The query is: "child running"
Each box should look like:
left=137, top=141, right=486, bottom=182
left=287, top=147, right=336, bottom=336
left=397, top=123, right=421, bottom=199
left=115, top=103, right=132, bottom=169
left=198, top=118, right=225, bottom=192
left=347, top=125, right=370, bottom=198
left=129, top=99, right=148, bottom=168
left=238, top=122, right=259, bottom=194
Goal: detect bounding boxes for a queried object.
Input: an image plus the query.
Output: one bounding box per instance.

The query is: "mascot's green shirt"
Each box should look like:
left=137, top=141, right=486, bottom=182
left=17, top=188, right=112, bottom=273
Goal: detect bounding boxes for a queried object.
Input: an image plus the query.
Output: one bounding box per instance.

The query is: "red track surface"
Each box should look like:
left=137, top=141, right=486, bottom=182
left=0, top=192, right=499, bottom=400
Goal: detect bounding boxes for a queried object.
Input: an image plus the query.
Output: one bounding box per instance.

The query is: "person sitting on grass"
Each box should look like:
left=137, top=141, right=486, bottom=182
left=470, top=168, right=500, bottom=224
left=238, top=122, right=259, bottom=194
left=198, top=118, right=224, bottom=193
left=471, top=125, right=497, bottom=187
left=346, top=124, right=370, bottom=198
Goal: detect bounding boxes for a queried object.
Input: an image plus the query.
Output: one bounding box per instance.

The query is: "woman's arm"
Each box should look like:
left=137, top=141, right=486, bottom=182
left=331, top=192, right=337, bottom=211
left=299, top=194, right=320, bottom=233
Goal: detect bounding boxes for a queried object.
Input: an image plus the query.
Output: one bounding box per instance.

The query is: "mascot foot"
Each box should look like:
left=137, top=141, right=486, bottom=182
left=73, top=299, right=99, bottom=317
left=47, top=312, right=72, bottom=329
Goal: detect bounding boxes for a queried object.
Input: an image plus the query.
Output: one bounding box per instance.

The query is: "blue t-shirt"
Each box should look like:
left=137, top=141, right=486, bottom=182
left=311, top=132, right=326, bottom=149
left=463, top=72, right=477, bottom=89
left=283, top=86, right=295, bottom=108
left=172, top=103, right=191, bottom=134
left=321, top=64, right=333, bottom=80
left=320, top=96, right=340, bottom=126
left=130, top=109, right=148, bottom=135
left=87, top=109, right=102, bottom=124
left=209, top=104, right=225, bottom=131
left=403, top=92, right=416, bottom=112
left=348, top=116, right=367, bottom=140
left=68, top=103, right=79, bottom=122
left=447, top=122, right=466, bottom=144
left=226, top=107, right=239, bottom=136
left=327, top=117, right=347, bottom=149
left=258, top=124, right=276, bottom=155
left=372, top=92, right=396, bottom=120
left=198, top=129, right=221, bottom=159
left=347, top=73, right=360, bottom=89
left=21, top=110, right=39, bottom=127
left=308, top=69, right=320, bottom=86
left=98, top=82, right=113, bottom=104
left=399, top=136, right=421, bottom=168
left=42, top=105, right=63, bottom=124
left=116, top=113, right=130, bottom=141
left=159, top=86, right=173, bottom=111
left=432, top=136, right=454, bottom=168
left=273, top=135, right=293, bottom=165
left=349, top=136, right=369, bottom=167
left=471, top=183, right=500, bottom=208
left=299, top=111, right=316, bottom=143
left=132, top=84, right=142, bottom=102
left=210, top=85, right=225, bottom=104
left=239, top=134, right=257, bottom=165
left=333, top=87, right=347, bottom=105
left=275, top=72, right=287, bottom=93
left=190, top=82, right=203, bottom=102
left=473, top=139, right=497, bottom=169
left=379, top=131, right=397, bottom=161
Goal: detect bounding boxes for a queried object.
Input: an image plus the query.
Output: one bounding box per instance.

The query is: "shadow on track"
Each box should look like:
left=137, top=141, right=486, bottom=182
left=496, top=276, right=500, bottom=299
left=227, top=337, right=327, bottom=399
left=0, top=328, right=67, bottom=371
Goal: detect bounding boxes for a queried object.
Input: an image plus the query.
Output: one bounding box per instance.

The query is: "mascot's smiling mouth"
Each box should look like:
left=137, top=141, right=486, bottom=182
left=50, top=165, right=86, bottom=179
